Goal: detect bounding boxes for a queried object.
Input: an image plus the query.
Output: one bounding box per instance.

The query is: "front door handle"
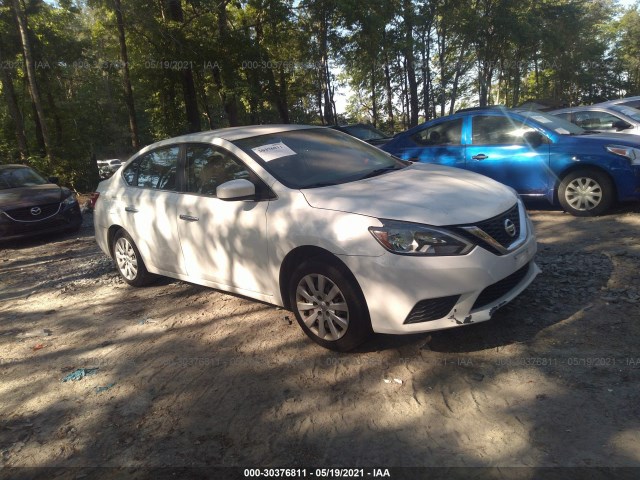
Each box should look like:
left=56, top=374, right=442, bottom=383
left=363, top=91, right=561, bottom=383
left=472, top=154, right=488, bottom=161
left=179, top=214, right=199, bottom=222
left=124, top=206, right=138, bottom=213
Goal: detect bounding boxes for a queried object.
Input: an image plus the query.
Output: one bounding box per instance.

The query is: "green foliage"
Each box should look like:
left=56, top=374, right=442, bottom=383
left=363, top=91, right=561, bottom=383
left=1, top=0, right=639, bottom=189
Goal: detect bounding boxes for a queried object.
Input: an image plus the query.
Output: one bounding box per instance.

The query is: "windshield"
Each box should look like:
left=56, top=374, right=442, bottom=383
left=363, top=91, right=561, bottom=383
left=518, top=110, right=585, bottom=135
left=610, top=105, right=640, bottom=122
left=0, top=166, right=48, bottom=190
left=233, top=128, right=407, bottom=189
left=342, top=125, right=389, bottom=140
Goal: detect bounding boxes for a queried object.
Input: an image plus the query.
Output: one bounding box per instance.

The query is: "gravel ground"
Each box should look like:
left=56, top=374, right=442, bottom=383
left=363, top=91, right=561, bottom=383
left=1, top=202, right=639, bottom=479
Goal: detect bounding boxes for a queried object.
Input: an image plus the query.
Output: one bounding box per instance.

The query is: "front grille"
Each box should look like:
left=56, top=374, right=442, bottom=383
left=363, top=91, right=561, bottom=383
left=454, top=203, right=521, bottom=255
left=473, top=203, right=520, bottom=248
left=3, top=203, right=61, bottom=222
left=404, top=295, right=460, bottom=324
left=471, top=263, right=530, bottom=310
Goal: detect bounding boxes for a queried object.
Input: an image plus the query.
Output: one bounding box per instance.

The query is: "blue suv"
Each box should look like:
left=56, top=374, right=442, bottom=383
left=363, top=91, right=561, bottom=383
left=382, top=107, right=640, bottom=216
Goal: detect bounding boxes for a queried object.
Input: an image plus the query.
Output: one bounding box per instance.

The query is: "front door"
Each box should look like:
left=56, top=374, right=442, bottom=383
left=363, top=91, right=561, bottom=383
left=465, top=114, right=551, bottom=195
left=176, top=143, right=269, bottom=294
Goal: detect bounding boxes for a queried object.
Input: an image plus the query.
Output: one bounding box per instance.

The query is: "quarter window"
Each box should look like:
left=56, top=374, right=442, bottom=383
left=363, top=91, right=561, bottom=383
left=412, top=119, right=463, bottom=146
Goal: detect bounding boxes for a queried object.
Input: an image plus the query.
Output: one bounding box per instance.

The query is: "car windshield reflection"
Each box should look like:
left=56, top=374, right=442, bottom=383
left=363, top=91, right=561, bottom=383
left=233, top=128, right=407, bottom=189
left=0, top=167, right=48, bottom=190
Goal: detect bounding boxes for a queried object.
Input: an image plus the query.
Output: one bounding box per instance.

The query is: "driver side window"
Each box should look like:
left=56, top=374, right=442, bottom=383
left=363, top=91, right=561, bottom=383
left=184, top=145, right=250, bottom=196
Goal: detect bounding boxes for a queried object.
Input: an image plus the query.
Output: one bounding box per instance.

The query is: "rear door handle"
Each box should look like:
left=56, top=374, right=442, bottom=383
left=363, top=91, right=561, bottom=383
left=179, top=214, right=199, bottom=222
left=124, top=206, right=138, bottom=213
left=472, top=154, right=488, bottom=160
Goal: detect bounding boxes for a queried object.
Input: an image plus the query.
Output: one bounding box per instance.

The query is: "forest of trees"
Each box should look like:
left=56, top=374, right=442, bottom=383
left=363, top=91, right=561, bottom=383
left=0, top=0, right=639, bottom=189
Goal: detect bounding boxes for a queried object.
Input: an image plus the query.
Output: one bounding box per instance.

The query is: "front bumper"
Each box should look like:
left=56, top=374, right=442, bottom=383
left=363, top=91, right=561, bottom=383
left=339, top=225, right=539, bottom=335
left=0, top=203, right=82, bottom=242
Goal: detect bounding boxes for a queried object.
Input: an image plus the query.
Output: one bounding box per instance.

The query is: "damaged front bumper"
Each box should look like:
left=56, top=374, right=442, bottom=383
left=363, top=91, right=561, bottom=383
left=339, top=228, right=540, bottom=335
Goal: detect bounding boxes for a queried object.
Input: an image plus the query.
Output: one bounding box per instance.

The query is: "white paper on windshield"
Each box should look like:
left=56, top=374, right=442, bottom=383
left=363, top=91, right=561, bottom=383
left=252, top=142, right=296, bottom=162
left=531, top=115, right=552, bottom=124
left=555, top=128, right=570, bottom=134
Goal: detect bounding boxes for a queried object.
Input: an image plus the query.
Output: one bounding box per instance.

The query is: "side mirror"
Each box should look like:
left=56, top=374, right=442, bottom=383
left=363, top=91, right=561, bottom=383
left=216, top=179, right=256, bottom=201
left=48, top=176, right=59, bottom=184
left=523, top=131, right=545, bottom=148
left=613, top=120, right=632, bottom=131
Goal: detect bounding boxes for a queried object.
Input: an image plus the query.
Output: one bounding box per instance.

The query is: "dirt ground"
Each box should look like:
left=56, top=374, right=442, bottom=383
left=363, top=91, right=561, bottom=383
left=1, top=199, right=640, bottom=478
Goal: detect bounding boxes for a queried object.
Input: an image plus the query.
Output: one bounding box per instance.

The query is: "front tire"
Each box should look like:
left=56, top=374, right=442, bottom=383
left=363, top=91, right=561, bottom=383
left=289, top=259, right=371, bottom=351
left=112, top=229, right=155, bottom=287
left=558, top=169, right=614, bottom=217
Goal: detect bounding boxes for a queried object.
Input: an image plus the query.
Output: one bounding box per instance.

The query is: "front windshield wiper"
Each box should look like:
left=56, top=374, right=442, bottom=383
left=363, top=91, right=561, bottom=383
left=359, top=165, right=404, bottom=180
left=301, top=181, right=338, bottom=189
left=570, top=130, right=600, bottom=135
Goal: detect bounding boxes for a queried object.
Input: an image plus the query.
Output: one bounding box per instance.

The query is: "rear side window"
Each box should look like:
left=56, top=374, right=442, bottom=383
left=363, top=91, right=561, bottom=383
left=123, top=146, right=179, bottom=190
left=412, top=119, right=463, bottom=146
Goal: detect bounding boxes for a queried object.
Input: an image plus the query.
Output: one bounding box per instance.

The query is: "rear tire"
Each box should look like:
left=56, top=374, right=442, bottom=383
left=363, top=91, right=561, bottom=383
left=558, top=169, right=614, bottom=216
left=289, top=259, right=371, bottom=351
left=112, top=229, right=156, bottom=286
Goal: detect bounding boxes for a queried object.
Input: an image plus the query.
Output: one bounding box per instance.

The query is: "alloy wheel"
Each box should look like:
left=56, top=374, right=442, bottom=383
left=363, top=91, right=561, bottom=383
left=295, top=273, right=349, bottom=341
left=115, top=236, right=138, bottom=281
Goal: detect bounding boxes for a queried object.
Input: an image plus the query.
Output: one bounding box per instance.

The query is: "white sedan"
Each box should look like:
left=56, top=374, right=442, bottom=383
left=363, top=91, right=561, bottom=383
left=94, top=125, right=540, bottom=351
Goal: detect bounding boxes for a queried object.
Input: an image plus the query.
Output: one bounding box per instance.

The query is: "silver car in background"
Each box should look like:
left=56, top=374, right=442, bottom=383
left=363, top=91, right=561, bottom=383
left=550, top=104, right=640, bottom=135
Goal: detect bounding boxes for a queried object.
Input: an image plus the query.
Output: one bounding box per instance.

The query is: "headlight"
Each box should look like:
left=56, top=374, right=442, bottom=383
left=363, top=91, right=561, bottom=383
left=62, top=194, right=78, bottom=206
left=369, top=220, right=474, bottom=256
left=606, top=145, right=640, bottom=165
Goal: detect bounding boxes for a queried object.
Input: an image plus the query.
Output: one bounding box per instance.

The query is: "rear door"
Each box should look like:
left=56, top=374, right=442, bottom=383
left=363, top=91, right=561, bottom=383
left=464, top=114, right=551, bottom=195
left=118, top=146, right=185, bottom=274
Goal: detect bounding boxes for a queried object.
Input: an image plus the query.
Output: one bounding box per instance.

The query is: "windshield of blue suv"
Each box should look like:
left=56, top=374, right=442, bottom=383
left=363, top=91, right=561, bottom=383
left=518, top=110, right=585, bottom=135
left=233, top=128, right=408, bottom=189
left=0, top=166, right=48, bottom=190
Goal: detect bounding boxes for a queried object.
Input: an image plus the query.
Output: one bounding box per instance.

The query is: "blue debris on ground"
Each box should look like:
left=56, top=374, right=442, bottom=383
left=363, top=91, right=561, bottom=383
left=95, top=383, right=116, bottom=394
left=61, top=367, right=99, bottom=382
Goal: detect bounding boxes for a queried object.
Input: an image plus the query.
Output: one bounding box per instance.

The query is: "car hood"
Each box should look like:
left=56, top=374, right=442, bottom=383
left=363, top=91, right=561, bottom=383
left=301, top=163, right=518, bottom=226
left=574, top=132, right=640, bottom=144
left=0, top=184, right=66, bottom=210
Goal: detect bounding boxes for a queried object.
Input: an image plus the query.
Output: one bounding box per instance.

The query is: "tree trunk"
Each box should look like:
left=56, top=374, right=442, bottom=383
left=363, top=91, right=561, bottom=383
left=449, top=39, right=468, bottom=115
left=113, top=0, right=140, bottom=149
left=12, top=0, right=51, bottom=162
left=0, top=41, right=28, bottom=160
left=166, top=0, right=200, bottom=132
left=382, top=31, right=394, bottom=131
left=419, top=28, right=431, bottom=122
left=319, top=11, right=334, bottom=125
left=402, top=0, right=419, bottom=127
left=370, top=63, right=378, bottom=127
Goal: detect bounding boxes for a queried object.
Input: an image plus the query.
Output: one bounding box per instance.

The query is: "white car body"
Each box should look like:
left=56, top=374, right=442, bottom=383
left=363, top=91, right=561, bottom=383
left=94, top=125, right=540, bottom=348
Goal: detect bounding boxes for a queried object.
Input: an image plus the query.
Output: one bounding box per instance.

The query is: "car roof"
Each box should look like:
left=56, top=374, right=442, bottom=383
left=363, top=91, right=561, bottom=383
left=550, top=105, right=618, bottom=113
left=595, top=96, right=640, bottom=106
left=148, top=124, right=316, bottom=150
left=0, top=164, right=30, bottom=170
